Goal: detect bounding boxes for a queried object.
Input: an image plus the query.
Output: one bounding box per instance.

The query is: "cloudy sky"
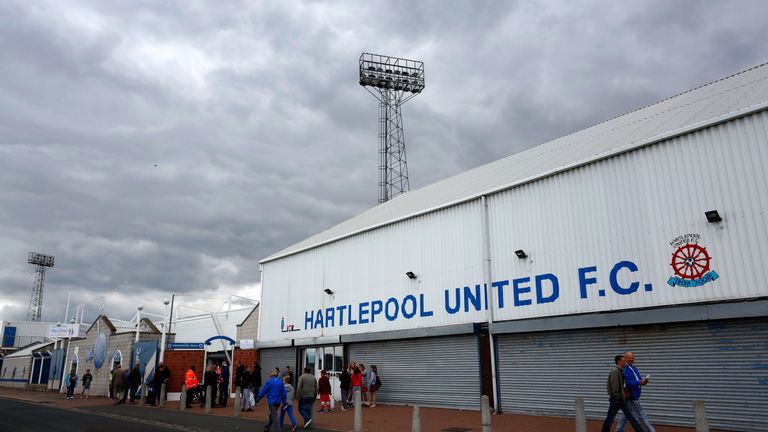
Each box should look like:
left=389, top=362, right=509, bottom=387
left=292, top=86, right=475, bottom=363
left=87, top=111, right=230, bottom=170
left=1, top=0, right=767, bottom=324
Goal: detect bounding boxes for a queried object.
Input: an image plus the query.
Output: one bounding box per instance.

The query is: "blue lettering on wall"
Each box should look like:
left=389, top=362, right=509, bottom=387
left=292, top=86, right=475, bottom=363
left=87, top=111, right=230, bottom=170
left=358, top=302, right=370, bottom=324
left=402, top=295, right=417, bottom=319
left=535, top=273, right=559, bottom=304
left=513, top=277, right=532, bottom=306
left=445, top=288, right=461, bottom=314
left=493, top=280, right=509, bottom=309
left=300, top=259, right=651, bottom=330
left=385, top=297, right=399, bottom=321
left=336, top=305, right=347, bottom=326
left=610, top=260, right=640, bottom=295
left=305, top=310, right=314, bottom=330
left=578, top=266, right=598, bottom=299
left=314, top=309, right=324, bottom=328
left=371, top=300, right=383, bottom=322
left=464, top=285, right=482, bottom=312
left=419, top=294, right=434, bottom=317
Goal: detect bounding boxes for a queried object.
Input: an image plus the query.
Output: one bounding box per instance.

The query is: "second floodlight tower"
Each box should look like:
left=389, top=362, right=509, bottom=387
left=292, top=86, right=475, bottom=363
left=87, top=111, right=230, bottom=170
left=359, top=53, right=425, bottom=204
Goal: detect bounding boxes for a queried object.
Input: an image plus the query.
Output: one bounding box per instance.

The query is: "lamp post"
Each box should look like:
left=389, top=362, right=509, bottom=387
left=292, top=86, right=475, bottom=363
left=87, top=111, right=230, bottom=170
left=135, top=305, right=143, bottom=344
left=60, top=318, right=75, bottom=391
left=159, top=298, right=170, bottom=362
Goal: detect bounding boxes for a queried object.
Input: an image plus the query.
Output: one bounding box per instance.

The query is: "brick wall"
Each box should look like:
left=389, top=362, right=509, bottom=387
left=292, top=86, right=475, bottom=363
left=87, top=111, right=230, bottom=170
left=232, top=348, right=259, bottom=371
left=163, top=350, right=205, bottom=392
left=237, top=306, right=259, bottom=342
left=0, top=356, right=33, bottom=388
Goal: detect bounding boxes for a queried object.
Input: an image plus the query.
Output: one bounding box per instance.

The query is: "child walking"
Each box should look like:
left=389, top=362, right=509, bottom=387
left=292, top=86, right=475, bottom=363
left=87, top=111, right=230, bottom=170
left=280, top=376, right=298, bottom=432
left=318, top=369, right=332, bottom=413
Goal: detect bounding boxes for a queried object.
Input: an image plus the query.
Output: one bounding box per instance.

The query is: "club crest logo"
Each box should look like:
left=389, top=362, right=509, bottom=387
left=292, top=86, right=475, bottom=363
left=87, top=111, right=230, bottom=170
left=280, top=317, right=300, bottom=333
left=667, top=233, right=719, bottom=287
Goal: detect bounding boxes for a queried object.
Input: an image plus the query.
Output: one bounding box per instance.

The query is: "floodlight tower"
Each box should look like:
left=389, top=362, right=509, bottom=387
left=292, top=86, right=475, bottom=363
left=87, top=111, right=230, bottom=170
left=26, top=252, right=55, bottom=322
left=359, top=53, right=425, bottom=204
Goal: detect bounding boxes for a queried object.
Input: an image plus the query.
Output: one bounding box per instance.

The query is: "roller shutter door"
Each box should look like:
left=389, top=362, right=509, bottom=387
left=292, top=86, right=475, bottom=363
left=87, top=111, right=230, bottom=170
left=496, top=318, right=767, bottom=431
left=259, top=347, right=297, bottom=386
left=349, top=334, right=480, bottom=409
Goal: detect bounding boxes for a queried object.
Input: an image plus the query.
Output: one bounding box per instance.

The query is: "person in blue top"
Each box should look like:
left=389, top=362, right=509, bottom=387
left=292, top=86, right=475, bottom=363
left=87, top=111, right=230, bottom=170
left=256, top=371, right=287, bottom=432
left=616, top=351, right=655, bottom=432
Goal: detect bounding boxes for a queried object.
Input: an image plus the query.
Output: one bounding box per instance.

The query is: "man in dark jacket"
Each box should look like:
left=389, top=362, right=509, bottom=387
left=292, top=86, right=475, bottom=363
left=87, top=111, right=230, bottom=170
left=112, top=366, right=125, bottom=405
left=601, top=355, right=643, bottom=432
left=150, top=363, right=171, bottom=406
left=128, top=363, right=141, bottom=404
left=218, top=361, right=230, bottom=407
left=202, top=364, right=218, bottom=407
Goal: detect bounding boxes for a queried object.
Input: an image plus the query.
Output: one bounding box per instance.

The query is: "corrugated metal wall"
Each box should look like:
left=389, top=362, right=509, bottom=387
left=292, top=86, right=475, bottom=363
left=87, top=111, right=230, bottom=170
left=349, top=335, right=480, bottom=409
left=260, top=201, right=485, bottom=342
left=487, top=110, right=768, bottom=321
left=259, top=347, right=296, bottom=387
left=496, top=318, right=768, bottom=431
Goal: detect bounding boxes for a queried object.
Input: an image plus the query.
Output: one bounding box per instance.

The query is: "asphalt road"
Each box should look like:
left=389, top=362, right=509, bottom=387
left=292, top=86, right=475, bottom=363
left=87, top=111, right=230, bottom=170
left=0, top=397, right=335, bottom=432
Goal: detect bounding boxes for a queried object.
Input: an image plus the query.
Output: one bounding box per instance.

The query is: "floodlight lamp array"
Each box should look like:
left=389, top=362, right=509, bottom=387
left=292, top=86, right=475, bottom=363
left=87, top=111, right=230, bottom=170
left=359, top=53, right=425, bottom=94
left=28, top=252, right=55, bottom=267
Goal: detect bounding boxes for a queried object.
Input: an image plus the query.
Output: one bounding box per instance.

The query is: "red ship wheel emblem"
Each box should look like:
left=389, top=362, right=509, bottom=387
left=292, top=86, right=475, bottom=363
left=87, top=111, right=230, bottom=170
left=670, top=243, right=711, bottom=280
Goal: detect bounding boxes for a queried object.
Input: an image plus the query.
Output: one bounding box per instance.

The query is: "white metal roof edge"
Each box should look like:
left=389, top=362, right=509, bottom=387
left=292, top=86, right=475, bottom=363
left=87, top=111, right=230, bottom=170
left=260, top=100, right=768, bottom=265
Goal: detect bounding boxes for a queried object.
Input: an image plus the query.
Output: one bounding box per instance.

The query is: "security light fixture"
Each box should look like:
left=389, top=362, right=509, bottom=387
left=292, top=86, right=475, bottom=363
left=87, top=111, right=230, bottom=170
left=324, top=288, right=334, bottom=295
left=406, top=271, right=417, bottom=279
left=515, top=249, right=528, bottom=259
left=705, top=210, right=722, bottom=223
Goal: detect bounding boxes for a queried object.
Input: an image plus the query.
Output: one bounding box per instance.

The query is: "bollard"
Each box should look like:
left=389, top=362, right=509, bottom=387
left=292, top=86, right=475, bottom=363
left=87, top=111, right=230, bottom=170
left=412, top=405, right=421, bottom=432
left=233, top=386, right=241, bottom=417
left=575, top=397, right=587, bottom=432
left=354, top=387, right=362, bottom=432
left=159, top=383, right=166, bottom=408
left=693, top=400, right=710, bottom=432
left=481, top=395, right=492, bottom=432
left=140, top=385, right=147, bottom=406
left=205, top=385, right=213, bottom=413
left=180, top=385, right=187, bottom=411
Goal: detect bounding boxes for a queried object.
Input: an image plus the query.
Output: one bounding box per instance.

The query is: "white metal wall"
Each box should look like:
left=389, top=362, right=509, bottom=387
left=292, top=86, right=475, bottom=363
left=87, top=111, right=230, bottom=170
left=349, top=335, right=480, bottom=409
left=260, top=201, right=485, bottom=341
left=487, top=110, right=768, bottom=322
left=496, top=318, right=768, bottom=431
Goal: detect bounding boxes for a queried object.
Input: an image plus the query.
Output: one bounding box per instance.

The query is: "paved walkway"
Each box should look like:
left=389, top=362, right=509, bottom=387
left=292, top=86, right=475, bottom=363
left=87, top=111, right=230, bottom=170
left=0, top=387, right=727, bottom=432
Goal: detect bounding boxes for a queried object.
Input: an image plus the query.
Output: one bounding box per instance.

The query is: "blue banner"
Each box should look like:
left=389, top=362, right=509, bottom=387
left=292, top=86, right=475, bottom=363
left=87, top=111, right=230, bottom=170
left=166, top=343, right=204, bottom=350
left=667, top=271, right=719, bottom=288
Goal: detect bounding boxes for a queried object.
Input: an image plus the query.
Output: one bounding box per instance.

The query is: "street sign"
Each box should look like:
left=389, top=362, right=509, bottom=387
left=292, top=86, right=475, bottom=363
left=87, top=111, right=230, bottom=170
left=166, top=342, right=204, bottom=350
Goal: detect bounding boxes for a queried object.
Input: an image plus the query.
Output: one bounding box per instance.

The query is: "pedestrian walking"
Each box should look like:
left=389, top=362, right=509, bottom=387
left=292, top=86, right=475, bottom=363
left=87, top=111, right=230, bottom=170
left=256, top=371, right=287, bottom=432
left=81, top=369, right=93, bottom=399
left=318, top=369, right=332, bottom=413
left=65, top=369, right=78, bottom=399
left=112, top=366, right=125, bottom=405
left=218, top=360, right=230, bottom=407
left=150, top=362, right=170, bottom=406
left=128, top=362, right=141, bottom=404
left=339, top=366, right=351, bottom=411
left=202, top=364, right=218, bottom=408
left=616, top=351, right=655, bottom=432
left=253, top=361, right=262, bottom=395
left=185, top=365, right=199, bottom=409
left=368, top=365, right=379, bottom=407
left=296, top=367, right=318, bottom=428
left=360, top=363, right=370, bottom=406
left=280, top=375, right=298, bottom=432
left=350, top=366, right=362, bottom=408
left=601, top=355, right=644, bottom=432
left=241, top=365, right=254, bottom=411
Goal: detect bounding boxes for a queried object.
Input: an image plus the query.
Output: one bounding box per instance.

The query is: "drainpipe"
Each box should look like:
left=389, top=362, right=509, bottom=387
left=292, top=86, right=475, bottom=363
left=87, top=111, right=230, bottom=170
left=480, top=195, right=499, bottom=411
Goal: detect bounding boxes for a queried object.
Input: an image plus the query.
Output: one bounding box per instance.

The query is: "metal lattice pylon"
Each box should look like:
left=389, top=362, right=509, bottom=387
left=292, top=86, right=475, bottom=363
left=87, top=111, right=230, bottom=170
left=26, top=252, right=55, bottom=321
left=359, top=53, right=425, bottom=204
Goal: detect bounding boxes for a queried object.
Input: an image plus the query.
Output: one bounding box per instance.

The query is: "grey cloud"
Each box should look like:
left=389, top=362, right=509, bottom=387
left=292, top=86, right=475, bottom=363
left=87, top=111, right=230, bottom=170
left=1, top=0, right=767, bottom=322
